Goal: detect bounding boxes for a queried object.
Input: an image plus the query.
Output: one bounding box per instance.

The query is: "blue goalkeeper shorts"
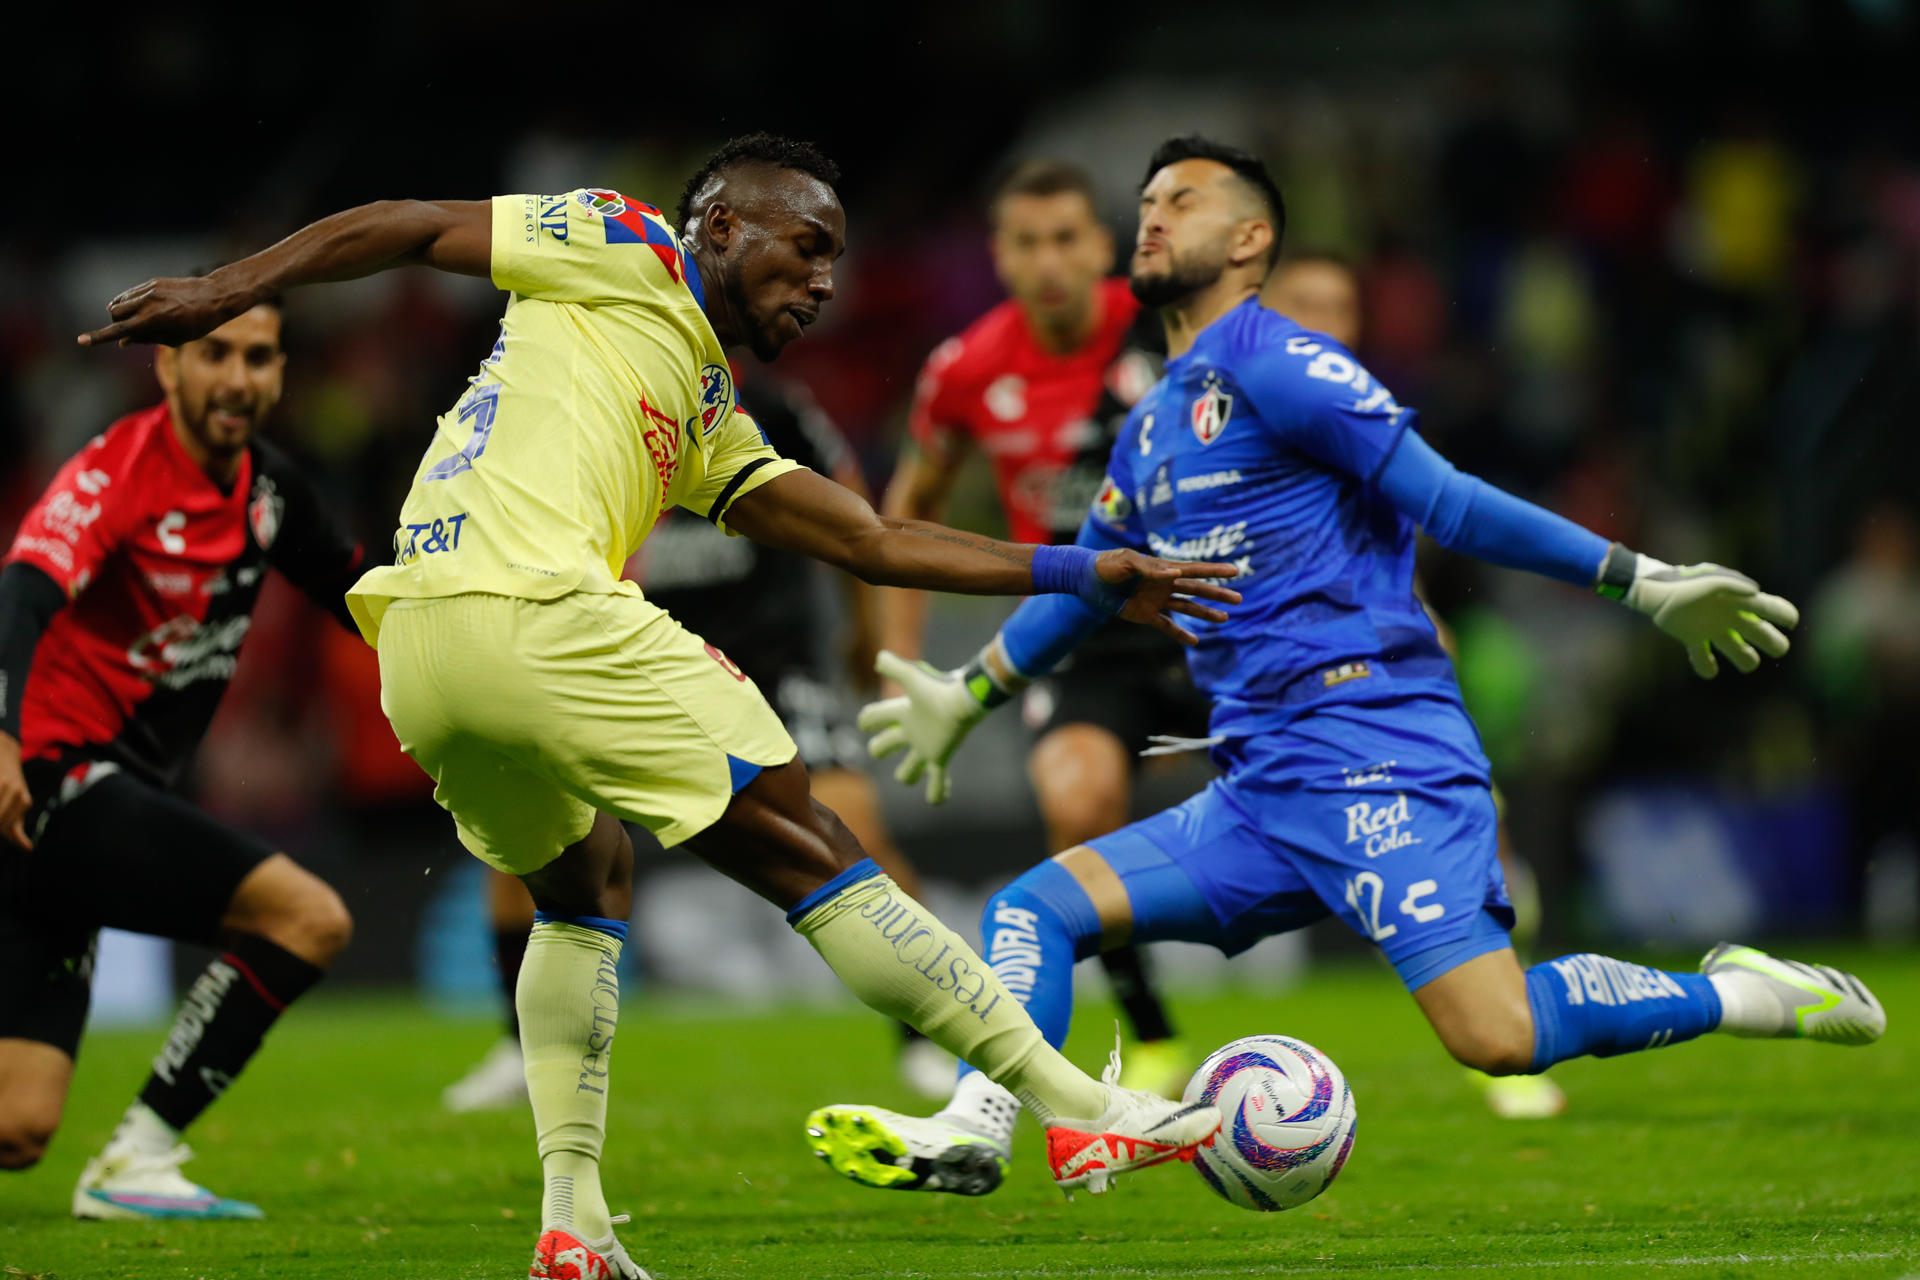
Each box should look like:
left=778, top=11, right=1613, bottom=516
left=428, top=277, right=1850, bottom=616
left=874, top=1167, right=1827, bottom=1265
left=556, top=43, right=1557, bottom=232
left=1086, top=694, right=1515, bottom=990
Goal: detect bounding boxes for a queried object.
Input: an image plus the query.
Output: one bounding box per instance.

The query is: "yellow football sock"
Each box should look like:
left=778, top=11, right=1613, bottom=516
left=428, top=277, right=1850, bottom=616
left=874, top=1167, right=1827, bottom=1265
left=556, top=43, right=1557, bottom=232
left=517, top=920, right=622, bottom=1238
left=790, top=870, right=1106, bottom=1123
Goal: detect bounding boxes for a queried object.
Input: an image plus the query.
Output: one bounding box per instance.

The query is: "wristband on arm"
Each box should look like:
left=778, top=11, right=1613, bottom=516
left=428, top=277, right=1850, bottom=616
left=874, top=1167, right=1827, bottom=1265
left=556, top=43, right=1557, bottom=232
left=957, top=634, right=1030, bottom=710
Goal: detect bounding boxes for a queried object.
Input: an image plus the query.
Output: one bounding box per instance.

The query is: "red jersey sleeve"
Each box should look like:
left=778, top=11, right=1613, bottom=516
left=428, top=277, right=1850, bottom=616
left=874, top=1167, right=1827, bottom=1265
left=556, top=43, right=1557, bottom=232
left=907, top=336, right=972, bottom=464
left=4, top=436, right=135, bottom=599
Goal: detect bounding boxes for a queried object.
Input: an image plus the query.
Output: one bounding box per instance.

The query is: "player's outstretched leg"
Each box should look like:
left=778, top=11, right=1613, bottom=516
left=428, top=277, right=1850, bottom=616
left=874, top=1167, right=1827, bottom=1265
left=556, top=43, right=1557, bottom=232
left=76, top=853, right=351, bottom=1221
left=1465, top=825, right=1567, bottom=1118
left=445, top=869, right=534, bottom=1114
left=1416, top=937, right=1884, bottom=1081
left=799, top=838, right=1224, bottom=1196
left=808, top=765, right=953, bottom=1099
left=517, top=814, right=647, bottom=1280
left=1030, top=723, right=1189, bottom=1097
left=689, top=763, right=1219, bottom=1198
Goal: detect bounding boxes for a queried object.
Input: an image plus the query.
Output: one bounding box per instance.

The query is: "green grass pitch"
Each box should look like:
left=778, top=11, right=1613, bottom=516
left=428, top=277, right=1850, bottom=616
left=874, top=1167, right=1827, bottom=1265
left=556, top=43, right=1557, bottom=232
left=3, top=946, right=1917, bottom=1279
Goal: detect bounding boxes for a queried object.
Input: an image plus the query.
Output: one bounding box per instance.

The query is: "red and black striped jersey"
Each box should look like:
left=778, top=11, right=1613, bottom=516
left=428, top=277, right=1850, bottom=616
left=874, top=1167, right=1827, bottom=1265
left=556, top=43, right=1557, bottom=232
left=3, top=404, right=362, bottom=786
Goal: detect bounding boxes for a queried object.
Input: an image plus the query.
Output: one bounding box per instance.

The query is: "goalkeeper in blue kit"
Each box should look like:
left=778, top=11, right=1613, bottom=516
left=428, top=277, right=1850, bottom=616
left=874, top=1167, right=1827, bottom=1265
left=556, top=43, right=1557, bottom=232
left=805, top=136, right=1887, bottom=1198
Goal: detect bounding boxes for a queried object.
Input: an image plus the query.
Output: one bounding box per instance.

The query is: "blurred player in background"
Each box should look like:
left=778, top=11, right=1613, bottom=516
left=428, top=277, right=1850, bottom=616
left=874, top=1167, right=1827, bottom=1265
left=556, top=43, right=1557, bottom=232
left=82, top=135, right=1239, bottom=1278
left=1264, top=253, right=1565, bottom=1119
left=824, top=135, right=1881, bottom=1198
left=0, top=301, right=360, bottom=1219
left=881, top=159, right=1199, bottom=1095
left=444, top=371, right=951, bottom=1113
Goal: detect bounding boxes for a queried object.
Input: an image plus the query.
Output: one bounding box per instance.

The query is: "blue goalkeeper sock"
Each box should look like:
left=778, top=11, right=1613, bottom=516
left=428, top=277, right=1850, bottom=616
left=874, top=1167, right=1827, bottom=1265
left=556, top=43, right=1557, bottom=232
left=954, top=860, right=1097, bottom=1082
left=1525, top=953, right=1723, bottom=1072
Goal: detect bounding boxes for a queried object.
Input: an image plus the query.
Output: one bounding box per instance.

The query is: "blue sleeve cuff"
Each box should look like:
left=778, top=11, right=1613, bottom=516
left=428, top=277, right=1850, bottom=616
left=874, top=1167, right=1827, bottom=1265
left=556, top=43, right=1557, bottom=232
left=1377, top=431, right=1610, bottom=589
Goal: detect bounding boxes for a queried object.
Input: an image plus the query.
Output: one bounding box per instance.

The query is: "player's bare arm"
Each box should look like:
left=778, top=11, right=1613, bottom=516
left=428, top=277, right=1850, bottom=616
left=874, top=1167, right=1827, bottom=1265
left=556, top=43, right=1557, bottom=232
left=722, top=467, right=1240, bottom=645
left=77, top=200, right=493, bottom=349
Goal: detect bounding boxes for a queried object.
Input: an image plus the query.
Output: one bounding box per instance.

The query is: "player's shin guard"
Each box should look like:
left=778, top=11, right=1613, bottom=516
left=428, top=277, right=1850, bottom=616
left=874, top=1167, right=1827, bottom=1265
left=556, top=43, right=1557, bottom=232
left=1524, top=953, right=1721, bottom=1072
left=135, top=933, right=324, bottom=1134
left=788, top=860, right=1106, bottom=1124
left=518, top=916, right=625, bottom=1241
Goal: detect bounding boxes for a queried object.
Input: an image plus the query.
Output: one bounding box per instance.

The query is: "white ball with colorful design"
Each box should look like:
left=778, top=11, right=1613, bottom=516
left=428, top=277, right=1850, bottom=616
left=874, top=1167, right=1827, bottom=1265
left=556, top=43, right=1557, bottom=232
left=1182, top=1034, right=1357, bottom=1212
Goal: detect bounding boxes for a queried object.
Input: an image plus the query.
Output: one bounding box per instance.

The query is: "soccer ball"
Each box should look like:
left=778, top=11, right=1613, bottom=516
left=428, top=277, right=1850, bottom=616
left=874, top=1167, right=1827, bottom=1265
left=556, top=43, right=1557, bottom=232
left=1182, top=1034, right=1357, bottom=1212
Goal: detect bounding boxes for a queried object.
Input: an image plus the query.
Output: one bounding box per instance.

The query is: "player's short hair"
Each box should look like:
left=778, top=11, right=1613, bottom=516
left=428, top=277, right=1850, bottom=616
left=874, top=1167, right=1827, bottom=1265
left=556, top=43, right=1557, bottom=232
left=676, top=133, right=842, bottom=232
left=989, top=158, right=1098, bottom=227
left=1142, top=135, right=1286, bottom=268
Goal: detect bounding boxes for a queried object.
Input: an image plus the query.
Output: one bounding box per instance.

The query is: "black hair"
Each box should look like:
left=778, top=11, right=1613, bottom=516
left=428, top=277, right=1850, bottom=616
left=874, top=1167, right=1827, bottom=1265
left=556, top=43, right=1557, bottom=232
left=676, top=132, right=842, bottom=232
left=989, top=157, right=1098, bottom=227
left=1141, top=135, right=1286, bottom=268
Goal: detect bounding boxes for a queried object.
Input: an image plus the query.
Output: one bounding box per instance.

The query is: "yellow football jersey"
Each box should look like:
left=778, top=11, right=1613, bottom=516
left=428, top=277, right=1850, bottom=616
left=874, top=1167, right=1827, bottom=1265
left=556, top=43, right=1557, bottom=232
left=347, top=188, right=800, bottom=645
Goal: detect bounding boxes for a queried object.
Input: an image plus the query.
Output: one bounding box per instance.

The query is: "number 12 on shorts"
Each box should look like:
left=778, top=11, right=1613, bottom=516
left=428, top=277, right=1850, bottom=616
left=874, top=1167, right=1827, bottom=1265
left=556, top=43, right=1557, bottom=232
left=1344, top=871, right=1446, bottom=942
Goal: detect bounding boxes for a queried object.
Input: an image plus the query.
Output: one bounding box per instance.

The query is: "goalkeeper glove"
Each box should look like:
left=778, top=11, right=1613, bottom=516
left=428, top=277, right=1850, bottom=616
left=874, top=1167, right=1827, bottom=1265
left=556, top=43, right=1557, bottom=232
left=859, top=644, right=1024, bottom=805
left=1596, top=544, right=1799, bottom=678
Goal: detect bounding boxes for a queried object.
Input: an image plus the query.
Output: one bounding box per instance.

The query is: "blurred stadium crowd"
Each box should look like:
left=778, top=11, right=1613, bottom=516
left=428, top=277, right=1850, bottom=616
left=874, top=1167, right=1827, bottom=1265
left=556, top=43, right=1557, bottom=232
left=3, top=1, right=1916, bottom=992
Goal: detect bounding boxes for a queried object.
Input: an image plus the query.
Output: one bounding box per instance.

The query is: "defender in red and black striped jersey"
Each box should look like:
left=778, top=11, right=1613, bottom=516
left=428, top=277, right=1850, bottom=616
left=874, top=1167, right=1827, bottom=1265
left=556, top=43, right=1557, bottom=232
left=0, top=302, right=359, bottom=1220
left=877, top=161, right=1206, bottom=1092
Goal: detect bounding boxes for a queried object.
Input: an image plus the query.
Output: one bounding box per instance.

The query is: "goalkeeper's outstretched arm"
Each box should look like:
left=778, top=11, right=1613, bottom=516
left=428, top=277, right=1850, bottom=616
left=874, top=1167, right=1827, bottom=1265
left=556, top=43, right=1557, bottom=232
left=1373, top=429, right=1797, bottom=678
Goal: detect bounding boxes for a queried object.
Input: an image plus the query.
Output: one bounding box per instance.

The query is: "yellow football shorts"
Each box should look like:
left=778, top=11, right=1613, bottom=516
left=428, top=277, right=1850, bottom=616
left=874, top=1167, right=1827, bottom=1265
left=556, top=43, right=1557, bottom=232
left=375, top=591, right=796, bottom=874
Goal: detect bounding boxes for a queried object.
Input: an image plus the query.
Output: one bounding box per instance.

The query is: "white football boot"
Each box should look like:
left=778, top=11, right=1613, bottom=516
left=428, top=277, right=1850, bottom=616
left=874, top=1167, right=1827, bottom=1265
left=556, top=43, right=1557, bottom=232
left=443, top=1037, right=530, bottom=1113
left=529, top=1215, right=649, bottom=1280
left=73, top=1144, right=263, bottom=1220
left=1702, top=943, right=1886, bottom=1044
left=804, top=1104, right=1010, bottom=1195
left=1042, top=1043, right=1222, bottom=1195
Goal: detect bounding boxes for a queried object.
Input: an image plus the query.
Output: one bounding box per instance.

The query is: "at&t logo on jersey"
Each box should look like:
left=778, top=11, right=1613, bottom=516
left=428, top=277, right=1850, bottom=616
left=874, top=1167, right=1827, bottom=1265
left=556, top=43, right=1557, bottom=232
left=1344, top=793, right=1419, bottom=858
left=1190, top=371, right=1233, bottom=444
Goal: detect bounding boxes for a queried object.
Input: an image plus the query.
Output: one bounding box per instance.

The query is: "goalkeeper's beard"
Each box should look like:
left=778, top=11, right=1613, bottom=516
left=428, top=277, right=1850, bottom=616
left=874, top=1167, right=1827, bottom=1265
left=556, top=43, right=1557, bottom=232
left=1130, top=241, right=1228, bottom=308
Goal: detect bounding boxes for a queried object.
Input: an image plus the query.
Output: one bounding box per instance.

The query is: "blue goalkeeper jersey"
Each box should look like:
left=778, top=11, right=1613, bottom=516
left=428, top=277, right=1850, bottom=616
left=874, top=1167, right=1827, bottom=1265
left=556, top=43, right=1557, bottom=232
left=1089, top=296, right=1457, bottom=740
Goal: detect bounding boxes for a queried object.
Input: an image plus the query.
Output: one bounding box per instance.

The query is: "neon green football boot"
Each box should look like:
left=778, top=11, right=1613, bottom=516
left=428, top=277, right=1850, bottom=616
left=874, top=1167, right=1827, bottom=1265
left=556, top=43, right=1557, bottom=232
left=1701, top=943, right=1886, bottom=1044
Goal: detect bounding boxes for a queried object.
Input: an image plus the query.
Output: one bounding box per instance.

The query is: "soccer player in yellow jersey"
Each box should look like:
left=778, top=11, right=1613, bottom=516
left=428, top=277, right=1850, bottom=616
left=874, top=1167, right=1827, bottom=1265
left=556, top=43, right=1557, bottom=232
left=82, top=134, right=1239, bottom=1279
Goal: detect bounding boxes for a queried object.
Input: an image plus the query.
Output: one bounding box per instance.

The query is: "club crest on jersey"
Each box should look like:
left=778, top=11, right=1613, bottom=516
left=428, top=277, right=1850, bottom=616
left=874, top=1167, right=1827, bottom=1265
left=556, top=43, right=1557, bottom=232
left=248, top=475, right=284, bottom=549
left=697, top=363, right=735, bottom=435
left=1190, top=374, right=1233, bottom=445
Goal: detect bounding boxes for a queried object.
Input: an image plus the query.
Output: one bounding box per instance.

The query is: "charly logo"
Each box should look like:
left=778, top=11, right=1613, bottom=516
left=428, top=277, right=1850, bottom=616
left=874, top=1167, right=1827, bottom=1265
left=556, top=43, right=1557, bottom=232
left=1344, top=793, right=1419, bottom=858
left=1190, top=371, right=1233, bottom=444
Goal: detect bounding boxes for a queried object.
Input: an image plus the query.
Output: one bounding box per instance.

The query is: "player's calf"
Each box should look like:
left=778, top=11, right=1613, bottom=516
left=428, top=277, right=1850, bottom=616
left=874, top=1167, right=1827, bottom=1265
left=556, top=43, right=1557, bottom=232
left=1415, top=951, right=1538, bottom=1076
left=0, top=1041, right=70, bottom=1170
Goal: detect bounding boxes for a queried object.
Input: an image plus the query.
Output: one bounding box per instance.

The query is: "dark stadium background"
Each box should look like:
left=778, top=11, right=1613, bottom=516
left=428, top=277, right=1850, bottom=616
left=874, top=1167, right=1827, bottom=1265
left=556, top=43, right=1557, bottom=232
left=5, top=0, right=1917, bottom=1005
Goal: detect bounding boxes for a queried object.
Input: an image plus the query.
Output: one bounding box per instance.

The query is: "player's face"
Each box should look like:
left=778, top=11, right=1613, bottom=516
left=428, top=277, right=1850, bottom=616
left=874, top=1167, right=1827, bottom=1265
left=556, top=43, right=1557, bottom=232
left=1130, top=159, right=1252, bottom=308
left=726, top=175, right=846, bottom=362
left=1265, top=260, right=1362, bottom=348
left=156, top=305, right=286, bottom=459
left=991, top=192, right=1113, bottom=329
